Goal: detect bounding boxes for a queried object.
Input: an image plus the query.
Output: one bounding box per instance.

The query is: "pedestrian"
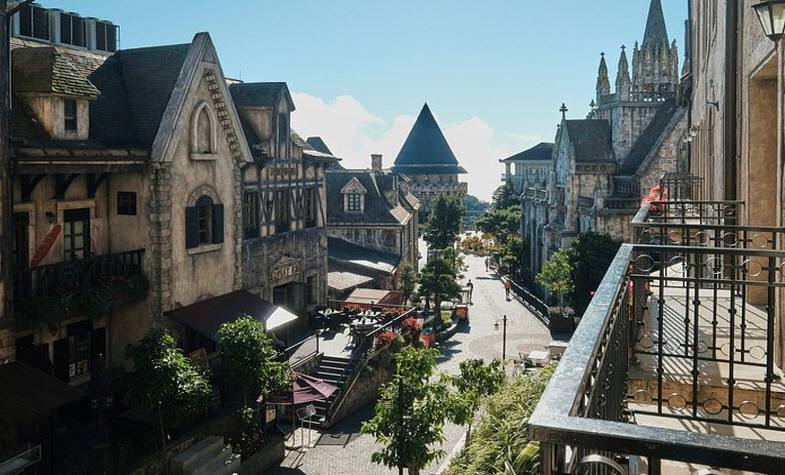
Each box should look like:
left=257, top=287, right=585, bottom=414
left=466, top=279, right=474, bottom=304
left=485, top=257, right=490, bottom=272
left=504, top=277, right=511, bottom=300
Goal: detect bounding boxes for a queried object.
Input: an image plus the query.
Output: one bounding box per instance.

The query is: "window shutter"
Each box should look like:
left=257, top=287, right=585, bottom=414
left=53, top=338, right=69, bottom=382
left=185, top=206, right=199, bottom=249
left=212, top=203, right=224, bottom=244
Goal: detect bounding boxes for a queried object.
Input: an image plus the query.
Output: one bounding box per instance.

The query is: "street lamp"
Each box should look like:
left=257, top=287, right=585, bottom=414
left=494, top=314, right=508, bottom=360
left=753, top=1, right=785, bottom=41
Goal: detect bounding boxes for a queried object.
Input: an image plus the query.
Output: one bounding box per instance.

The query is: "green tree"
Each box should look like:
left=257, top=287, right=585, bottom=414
left=450, top=359, right=506, bottom=443
left=570, top=232, right=622, bottom=316
left=400, top=264, right=417, bottom=306
left=535, top=250, right=574, bottom=316
left=475, top=205, right=521, bottom=243
left=417, top=257, right=462, bottom=324
left=125, top=328, right=212, bottom=464
left=217, top=315, right=291, bottom=405
left=492, top=182, right=519, bottom=209
left=424, top=194, right=464, bottom=250
left=497, top=235, right=527, bottom=281
left=441, top=247, right=467, bottom=278
left=462, top=194, right=490, bottom=229
left=361, top=347, right=454, bottom=475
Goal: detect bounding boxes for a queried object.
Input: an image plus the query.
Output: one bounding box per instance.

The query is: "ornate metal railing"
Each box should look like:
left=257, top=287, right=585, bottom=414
left=14, top=249, right=146, bottom=302
left=603, top=196, right=641, bottom=211
left=659, top=172, right=703, bottom=201
left=529, top=244, right=785, bottom=474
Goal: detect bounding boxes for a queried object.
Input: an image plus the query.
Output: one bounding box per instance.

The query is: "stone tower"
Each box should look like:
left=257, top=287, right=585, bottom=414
left=590, top=0, right=679, bottom=162
left=632, top=0, right=679, bottom=101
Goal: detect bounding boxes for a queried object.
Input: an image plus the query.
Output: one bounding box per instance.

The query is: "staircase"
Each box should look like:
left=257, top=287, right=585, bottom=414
left=302, top=355, right=356, bottom=427
left=171, top=435, right=240, bottom=475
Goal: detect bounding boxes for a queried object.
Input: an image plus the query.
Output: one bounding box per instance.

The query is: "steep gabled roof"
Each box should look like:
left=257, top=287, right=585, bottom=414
left=501, top=142, right=554, bottom=162
left=562, top=120, right=615, bottom=163
left=229, top=82, right=295, bottom=110
left=326, top=170, right=413, bottom=226
left=392, top=103, right=465, bottom=175
left=306, top=136, right=333, bottom=155
left=642, top=0, right=669, bottom=49
left=620, top=99, right=682, bottom=175
left=115, top=43, right=191, bottom=146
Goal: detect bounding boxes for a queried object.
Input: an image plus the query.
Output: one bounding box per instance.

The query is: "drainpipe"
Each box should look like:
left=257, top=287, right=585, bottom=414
left=723, top=0, right=738, bottom=201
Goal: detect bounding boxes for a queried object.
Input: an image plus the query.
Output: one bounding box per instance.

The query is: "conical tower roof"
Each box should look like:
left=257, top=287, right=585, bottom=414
left=392, top=103, right=466, bottom=175
left=642, top=0, right=669, bottom=49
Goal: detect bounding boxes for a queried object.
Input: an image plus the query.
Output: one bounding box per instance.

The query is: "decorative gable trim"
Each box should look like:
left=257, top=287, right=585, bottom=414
left=150, top=32, right=252, bottom=165
left=340, top=177, right=367, bottom=195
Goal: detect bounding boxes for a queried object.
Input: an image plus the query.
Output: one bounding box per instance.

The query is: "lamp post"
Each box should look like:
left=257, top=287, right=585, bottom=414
left=494, top=314, right=508, bottom=360
left=753, top=1, right=785, bottom=42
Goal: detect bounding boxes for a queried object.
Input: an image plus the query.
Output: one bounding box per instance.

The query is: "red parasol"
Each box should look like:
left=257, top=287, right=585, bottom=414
left=292, top=372, right=337, bottom=405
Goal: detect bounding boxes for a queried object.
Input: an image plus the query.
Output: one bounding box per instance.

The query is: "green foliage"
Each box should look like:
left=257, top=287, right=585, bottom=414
left=535, top=250, right=574, bottom=312
left=492, top=182, right=519, bottom=210
left=448, top=365, right=555, bottom=475
left=125, top=328, right=212, bottom=452
left=569, top=232, right=623, bottom=316
left=400, top=264, right=417, bottom=305
left=462, top=194, right=490, bottom=229
left=475, top=205, right=521, bottom=243
left=362, top=347, right=455, bottom=474
left=230, top=406, right=265, bottom=459
left=217, top=316, right=291, bottom=404
left=496, top=236, right=526, bottom=281
left=442, top=247, right=467, bottom=278
left=417, top=257, right=462, bottom=324
left=424, top=194, right=464, bottom=250
left=449, top=359, right=506, bottom=442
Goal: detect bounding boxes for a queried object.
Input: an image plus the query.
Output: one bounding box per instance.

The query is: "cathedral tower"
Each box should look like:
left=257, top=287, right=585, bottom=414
left=632, top=0, right=679, bottom=100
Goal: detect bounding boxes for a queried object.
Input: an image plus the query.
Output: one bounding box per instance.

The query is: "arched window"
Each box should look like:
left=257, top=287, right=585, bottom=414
left=185, top=194, right=224, bottom=249
left=190, top=101, right=217, bottom=158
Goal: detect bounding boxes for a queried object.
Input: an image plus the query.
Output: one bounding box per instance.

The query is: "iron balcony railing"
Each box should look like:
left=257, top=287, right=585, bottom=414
left=529, top=243, right=785, bottom=474
left=659, top=172, right=703, bottom=201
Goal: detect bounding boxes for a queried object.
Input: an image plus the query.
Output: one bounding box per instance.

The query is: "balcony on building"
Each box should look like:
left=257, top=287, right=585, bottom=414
left=14, top=249, right=147, bottom=328
left=529, top=173, right=785, bottom=474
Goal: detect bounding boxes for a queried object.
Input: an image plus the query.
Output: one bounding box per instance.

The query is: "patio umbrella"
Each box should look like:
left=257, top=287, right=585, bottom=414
left=292, top=373, right=337, bottom=405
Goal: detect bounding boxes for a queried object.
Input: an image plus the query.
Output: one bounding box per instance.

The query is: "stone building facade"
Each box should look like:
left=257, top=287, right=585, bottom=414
left=687, top=0, right=785, bottom=368
left=391, top=103, right=467, bottom=220
left=521, top=0, right=688, bottom=285
left=0, top=4, right=334, bottom=377
left=326, top=155, right=420, bottom=294
left=500, top=142, right=553, bottom=193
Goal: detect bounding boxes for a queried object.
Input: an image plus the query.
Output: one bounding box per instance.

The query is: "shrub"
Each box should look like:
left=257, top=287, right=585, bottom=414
left=402, top=317, right=421, bottom=333
left=376, top=330, right=396, bottom=348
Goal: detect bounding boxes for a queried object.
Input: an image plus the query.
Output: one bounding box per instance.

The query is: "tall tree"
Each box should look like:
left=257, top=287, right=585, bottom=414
left=475, top=205, right=521, bottom=243
left=535, top=250, right=574, bottom=316
left=217, top=315, right=291, bottom=405
left=417, top=257, right=462, bottom=323
left=492, top=182, right=519, bottom=209
left=497, top=235, right=527, bottom=281
left=400, top=264, right=417, bottom=306
left=570, top=232, right=622, bottom=316
left=362, top=347, right=454, bottom=475
left=450, top=358, right=505, bottom=443
left=125, top=329, right=212, bottom=464
left=424, top=194, right=463, bottom=250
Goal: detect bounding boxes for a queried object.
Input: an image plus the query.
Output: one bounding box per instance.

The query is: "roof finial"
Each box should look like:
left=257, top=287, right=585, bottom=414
left=560, top=103, right=568, bottom=120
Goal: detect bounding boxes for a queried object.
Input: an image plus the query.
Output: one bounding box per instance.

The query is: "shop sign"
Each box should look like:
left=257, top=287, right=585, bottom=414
left=271, top=261, right=300, bottom=281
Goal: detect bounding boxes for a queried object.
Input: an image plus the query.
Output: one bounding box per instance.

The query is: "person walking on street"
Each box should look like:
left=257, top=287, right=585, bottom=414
left=485, top=257, right=490, bottom=272
left=466, top=279, right=474, bottom=304
left=504, top=277, right=511, bottom=300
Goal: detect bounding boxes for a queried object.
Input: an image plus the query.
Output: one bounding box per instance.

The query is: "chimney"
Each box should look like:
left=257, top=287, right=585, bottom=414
left=371, top=154, right=383, bottom=172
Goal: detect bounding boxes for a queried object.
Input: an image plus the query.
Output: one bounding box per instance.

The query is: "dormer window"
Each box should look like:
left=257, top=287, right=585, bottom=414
left=340, top=177, right=368, bottom=214
left=64, top=99, right=77, bottom=132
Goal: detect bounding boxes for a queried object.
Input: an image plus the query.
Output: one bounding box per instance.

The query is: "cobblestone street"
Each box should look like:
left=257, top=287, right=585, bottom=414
left=269, top=246, right=554, bottom=474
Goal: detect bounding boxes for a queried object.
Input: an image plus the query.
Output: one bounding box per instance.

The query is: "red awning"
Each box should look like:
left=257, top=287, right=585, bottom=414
left=292, top=373, right=337, bottom=405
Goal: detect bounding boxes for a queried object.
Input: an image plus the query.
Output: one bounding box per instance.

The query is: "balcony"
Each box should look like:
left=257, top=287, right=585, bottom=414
left=14, top=249, right=147, bottom=329
left=529, top=178, right=785, bottom=474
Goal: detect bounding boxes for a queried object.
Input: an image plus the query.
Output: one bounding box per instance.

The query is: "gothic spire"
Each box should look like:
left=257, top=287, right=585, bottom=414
left=616, top=45, right=630, bottom=87
left=596, top=52, right=610, bottom=99
left=642, top=0, right=669, bottom=49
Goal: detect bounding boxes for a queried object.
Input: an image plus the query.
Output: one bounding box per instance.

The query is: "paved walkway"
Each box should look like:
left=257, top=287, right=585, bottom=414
left=268, top=244, right=553, bottom=474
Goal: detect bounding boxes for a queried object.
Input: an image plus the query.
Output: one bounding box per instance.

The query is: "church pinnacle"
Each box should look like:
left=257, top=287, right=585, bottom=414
left=616, top=45, right=631, bottom=99
left=596, top=52, right=610, bottom=101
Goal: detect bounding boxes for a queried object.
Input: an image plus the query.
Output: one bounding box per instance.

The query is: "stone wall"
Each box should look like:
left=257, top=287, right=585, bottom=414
left=329, top=362, right=392, bottom=427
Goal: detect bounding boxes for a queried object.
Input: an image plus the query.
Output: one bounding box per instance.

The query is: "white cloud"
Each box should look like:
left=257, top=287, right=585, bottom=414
left=291, top=92, right=539, bottom=201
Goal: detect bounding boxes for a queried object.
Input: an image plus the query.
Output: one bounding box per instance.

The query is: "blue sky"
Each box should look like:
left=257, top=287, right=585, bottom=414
left=48, top=0, right=687, bottom=200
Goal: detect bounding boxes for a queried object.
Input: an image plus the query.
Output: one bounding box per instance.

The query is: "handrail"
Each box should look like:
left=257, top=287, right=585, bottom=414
left=529, top=244, right=785, bottom=473
left=324, top=307, right=417, bottom=426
